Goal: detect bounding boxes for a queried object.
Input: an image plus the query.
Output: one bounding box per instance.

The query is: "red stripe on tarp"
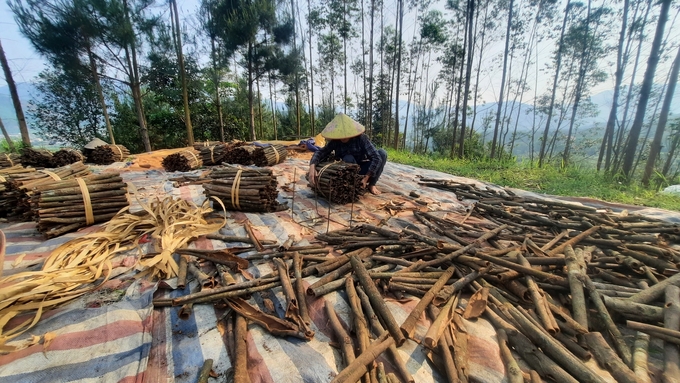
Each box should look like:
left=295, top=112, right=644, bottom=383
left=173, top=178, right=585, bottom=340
left=469, top=335, right=505, bottom=373
left=0, top=316, right=151, bottom=365
left=117, top=371, right=145, bottom=383
left=247, top=330, right=274, bottom=383
left=143, top=309, right=169, bottom=383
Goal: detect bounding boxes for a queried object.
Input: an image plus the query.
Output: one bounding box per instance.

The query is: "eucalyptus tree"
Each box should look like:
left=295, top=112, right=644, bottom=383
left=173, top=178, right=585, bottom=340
left=205, top=0, right=296, bottom=141
left=168, top=0, right=194, bottom=145
left=200, top=1, right=227, bottom=141
left=0, top=38, right=30, bottom=146
left=490, top=0, right=514, bottom=159
left=641, top=43, right=680, bottom=185
left=621, top=0, right=672, bottom=180
left=457, top=0, right=475, bottom=158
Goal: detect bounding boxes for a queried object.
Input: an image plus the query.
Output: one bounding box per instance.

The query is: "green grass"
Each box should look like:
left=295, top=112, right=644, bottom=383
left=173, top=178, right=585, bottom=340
left=386, top=149, right=680, bottom=211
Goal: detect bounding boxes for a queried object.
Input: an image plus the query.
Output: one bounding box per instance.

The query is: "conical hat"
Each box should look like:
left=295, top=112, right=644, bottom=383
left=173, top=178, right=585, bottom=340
left=84, top=138, right=109, bottom=149
left=321, top=113, right=365, bottom=139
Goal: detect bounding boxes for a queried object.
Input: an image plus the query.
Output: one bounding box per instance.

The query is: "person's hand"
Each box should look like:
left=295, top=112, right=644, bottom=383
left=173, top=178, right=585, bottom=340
left=361, top=175, right=369, bottom=189
left=308, top=164, right=317, bottom=186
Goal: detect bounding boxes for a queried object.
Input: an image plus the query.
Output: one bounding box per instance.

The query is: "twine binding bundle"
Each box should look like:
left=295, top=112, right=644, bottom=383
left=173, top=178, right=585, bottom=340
left=199, top=143, right=230, bottom=166
left=162, top=150, right=203, bottom=172
left=223, top=144, right=256, bottom=165
left=204, top=166, right=287, bottom=212
left=310, top=161, right=366, bottom=204
left=193, top=140, right=222, bottom=151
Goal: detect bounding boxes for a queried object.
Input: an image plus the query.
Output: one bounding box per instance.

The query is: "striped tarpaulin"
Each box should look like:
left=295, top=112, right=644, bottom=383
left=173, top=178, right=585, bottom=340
left=1, top=159, right=626, bottom=382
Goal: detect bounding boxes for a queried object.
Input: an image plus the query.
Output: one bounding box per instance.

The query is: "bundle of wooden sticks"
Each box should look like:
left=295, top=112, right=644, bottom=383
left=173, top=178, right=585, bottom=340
left=31, top=172, right=129, bottom=238
left=199, top=143, right=229, bottom=166
left=193, top=140, right=222, bottom=151
left=309, top=161, right=366, bottom=204
left=0, top=153, right=21, bottom=168
left=204, top=166, right=287, bottom=212
left=20, top=148, right=53, bottom=168
left=253, top=144, right=288, bottom=167
left=88, top=145, right=130, bottom=165
left=162, top=150, right=202, bottom=172
left=2, top=161, right=91, bottom=221
left=52, top=148, right=85, bottom=167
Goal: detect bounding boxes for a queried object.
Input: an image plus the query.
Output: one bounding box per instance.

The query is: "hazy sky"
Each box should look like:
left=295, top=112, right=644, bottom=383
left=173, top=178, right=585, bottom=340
left=2, top=0, right=679, bottom=109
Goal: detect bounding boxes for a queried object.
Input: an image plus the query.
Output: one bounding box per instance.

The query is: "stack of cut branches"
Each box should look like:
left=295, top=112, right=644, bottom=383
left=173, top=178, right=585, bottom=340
left=223, top=144, right=256, bottom=165
left=0, top=166, right=35, bottom=216
left=0, top=153, right=21, bottom=168
left=199, top=143, right=229, bottom=166
left=204, top=166, right=287, bottom=212
left=162, top=150, right=202, bottom=172
left=52, top=148, right=85, bottom=167
left=193, top=140, right=222, bottom=151
left=20, top=148, right=53, bottom=168
left=253, top=144, right=288, bottom=167
left=88, top=145, right=130, bottom=165
left=3, top=161, right=90, bottom=221
left=31, top=172, right=129, bottom=238
left=309, top=161, right=366, bottom=204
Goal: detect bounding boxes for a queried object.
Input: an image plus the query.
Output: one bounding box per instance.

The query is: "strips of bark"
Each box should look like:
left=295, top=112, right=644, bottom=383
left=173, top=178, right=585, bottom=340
left=227, top=297, right=311, bottom=340
left=497, top=329, right=523, bottom=383
left=602, top=295, right=664, bottom=322
left=424, top=292, right=460, bottom=349
left=516, top=252, right=559, bottom=333
left=177, top=255, right=188, bottom=289
left=564, top=245, right=588, bottom=329
left=345, top=277, right=372, bottom=383
left=330, top=332, right=394, bottom=383
left=292, top=252, right=310, bottom=325
left=628, top=272, right=680, bottom=305
left=633, top=332, right=652, bottom=383
left=663, top=285, right=680, bottom=383
left=325, top=301, right=356, bottom=368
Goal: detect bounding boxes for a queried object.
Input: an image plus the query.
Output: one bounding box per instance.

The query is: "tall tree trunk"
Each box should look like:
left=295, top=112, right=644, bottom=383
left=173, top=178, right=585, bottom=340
left=256, top=74, right=264, bottom=138
left=392, top=0, right=404, bottom=149
left=622, top=0, right=671, bottom=180
left=490, top=0, right=513, bottom=159
left=367, top=0, right=375, bottom=138
left=343, top=0, right=348, bottom=114
left=0, top=117, right=15, bottom=151
left=269, top=72, right=278, bottom=140
left=307, top=0, right=316, bottom=135
left=123, top=0, right=151, bottom=152
left=208, top=10, right=225, bottom=142
left=170, top=0, right=194, bottom=146
left=290, top=0, right=301, bottom=135
left=597, top=0, right=629, bottom=172
left=642, top=43, right=680, bottom=185
left=457, top=0, right=475, bottom=158
left=538, top=0, right=571, bottom=166
left=86, top=43, right=115, bottom=144
left=450, top=29, right=466, bottom=158
left=662, top=123, right=680, bottom=176
left=248, top=42, right=257, bottom=141
left=361, top=0, right=367, bottom=125
left=471, top=3, right=490, bottom=136
left=563, top=0, right=592, bottom=165
left=612, top=0, right=652, bottom=172
left=0, top=38, right=30, bottom=146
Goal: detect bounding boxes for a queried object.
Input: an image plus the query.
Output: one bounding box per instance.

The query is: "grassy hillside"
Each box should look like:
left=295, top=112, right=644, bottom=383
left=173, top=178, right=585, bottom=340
left=386, top=149, right=680, bottom=211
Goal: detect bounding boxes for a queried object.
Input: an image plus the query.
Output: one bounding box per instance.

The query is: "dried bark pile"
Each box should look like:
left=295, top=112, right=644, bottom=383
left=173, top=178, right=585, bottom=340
left=88, top=145, right=130, bottom=165
left=0, top=153, right=21, bottom=168
left=203, top=166, right=287, bottom=212
left=52, top=149, right=85, bottom=167
left=309, top=162, right=366, bottom=204
left=199, top=143, right=229, bottom=166
left=162, top=150, right=202, bottom=172
left=0, top=166, right=36, bottom=216
left=31, top=172, right=129, bottom=238
left=20, top=148, right=53, bottom=168
left=1, top=162, right=90, bottom=221
left=157, top=179, right=680, bottom=383
left=253, top=144, right=288, bottom=167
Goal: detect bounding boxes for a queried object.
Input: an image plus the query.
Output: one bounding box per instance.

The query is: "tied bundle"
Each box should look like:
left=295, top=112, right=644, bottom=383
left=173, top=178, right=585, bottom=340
left=204, top=166, right=287, bottom=212
left=3, top=161, right=90, bottom=221
left=162, top=150, right=202, bottom=172
left=0, top=166, right=36, bottom=216
left=193, top=140, right=222, bottom=151
left=88, top=144, right=130, bottom=165
left=31, top=172, right=129, bottom=238
left=199, top=143, right=229, bottom=166
left=253, top=144, right=288, bottom=167
left=20, top=148, right=53, bottom=168
left=52, top=148, right=85, bottom=167
left=0, top=153, right=20, bottom=168
left=310, top=162, right=366, bottom=204
left=223, top=144, right=256, bottom=165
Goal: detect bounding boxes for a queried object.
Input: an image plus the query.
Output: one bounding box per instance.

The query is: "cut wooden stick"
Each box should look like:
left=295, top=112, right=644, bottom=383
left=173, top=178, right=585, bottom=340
left=663, top=285, right=680, bottom=383
left=583, top=332, right=637, bottom=383
left=234, top=314, right=251, bottom=383
left=400, top=266, right=455, bottom=339
left=330, top=332, right=394, bottom=383
left=197, top=359, right=213, bottom=383
left=497, top=329, right=523, bottom=383
left=424, top=292, right=460, bottom=349
left=350, top=255, right=406, bottom=346
left=564, top=245, right=588, bottom=328
left=325, top=301, right=356, bottom=368
left=632, top=332, right=652, bottom=383
left=517, top=251, right=559, bottom=334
